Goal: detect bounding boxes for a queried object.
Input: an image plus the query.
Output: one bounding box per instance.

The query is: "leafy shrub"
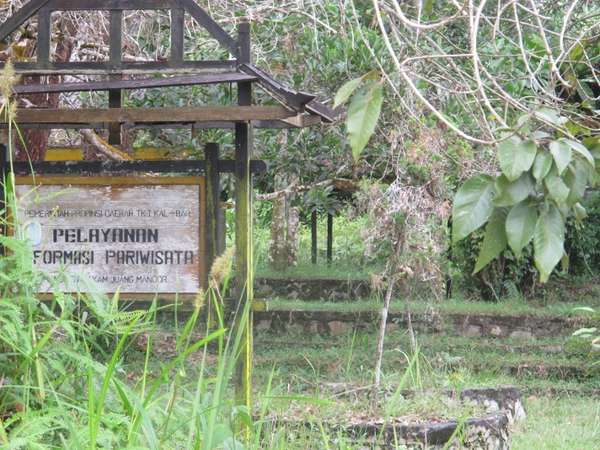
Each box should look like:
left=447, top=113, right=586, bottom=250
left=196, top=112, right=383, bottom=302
left=451, top=229, right=539, bottom=300
left=454, top=191, right=600, bottom=299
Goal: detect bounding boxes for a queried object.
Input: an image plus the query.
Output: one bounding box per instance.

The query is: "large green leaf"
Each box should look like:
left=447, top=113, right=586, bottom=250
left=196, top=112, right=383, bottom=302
left=532, top=151, right=553, bottom=181
left=346, top=82, right=383, bottom=161
left=474, top=208, right=508, bottom=274
left=334, top=77, right=363, bottom=109
left=549, top=140, right=572, bottom=175
left=564, top=138, right=595, bottom=167
left=534, top=205, right=565, bottom=283
left=505, top=202, right=537, bottom=258
left=544, top=170, right=570, bottom=204
left=564, top=160, right=589, bottom=205
left=498, top=137, right=537, bottom=181
left=452, top=175, right=495, bottom=243
left=494, top=174, right=535, bottom=207
left=574, top=202, right=587, bottom=221
left=534, top=107, right=568, bottom=126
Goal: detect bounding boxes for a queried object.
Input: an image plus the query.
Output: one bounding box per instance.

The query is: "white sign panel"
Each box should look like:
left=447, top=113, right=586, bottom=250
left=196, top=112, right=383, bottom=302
left=15, top=178, right=205, bottom=296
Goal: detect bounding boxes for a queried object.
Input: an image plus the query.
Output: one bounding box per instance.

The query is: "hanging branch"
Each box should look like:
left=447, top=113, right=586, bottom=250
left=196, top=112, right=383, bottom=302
left=256, top=178, right=357, bottom=201
left=80, top=129, right=132, bottom=161
left=362, top=0, right=600, bottom=144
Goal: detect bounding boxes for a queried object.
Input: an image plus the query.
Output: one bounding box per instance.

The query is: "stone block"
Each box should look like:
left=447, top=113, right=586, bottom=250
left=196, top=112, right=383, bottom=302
left=328, top=320, right=350, bottom=336
left=490, top=325, right=504, bottom=337
left=255, top=319, right=271, bottom=331
left=463, top=324, right=483, bottom=337
left=509, top=330, right=535, bottom=340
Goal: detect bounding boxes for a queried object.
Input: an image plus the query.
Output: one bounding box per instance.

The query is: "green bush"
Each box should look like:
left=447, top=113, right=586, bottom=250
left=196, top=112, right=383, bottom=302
left=451, top=229, right=539, bottom=300
left=453, top=190, right=600, bottom=299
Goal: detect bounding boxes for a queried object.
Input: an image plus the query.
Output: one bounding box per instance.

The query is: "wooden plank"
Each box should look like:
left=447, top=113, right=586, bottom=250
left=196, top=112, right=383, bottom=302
left=16, top=175, right=204, bottom=185
left=10, top=106, right=296, bottom=124
left=0, top=0, right=51, bottom=42
left=204, top=143, right=219, bottom=285
left=133, top=147, right=170, bottom=160
left=279, top=114, right=322, bottom=128
left=176, top=0, right=237, bottom=55
left=45, top=147, right=84, bottom=161
left=327, top=213, right=333, bottom=264
left=47, top=0, right=176, bottom=10
left=170, top=8, right=184, bottom=63
left=138, top=118, right=318, bottom=129
left=217, top=203, right=225, bottom=254
left=11, top=159, right=267, bottom=175
left=0, top=145, right=5, bottom=257
left=0, top=118, right=317, bottom=130
left=12, top=73, right=256, bottom=94
left=109, top=10, right=123, bottom=65
left=306, top=99, right=336, bottom=123
left=311, top=210, right=317, bottom=264
left=0, top=123, right=107, bottom=130
left=240, top=63, right=336, bottom=123
left=47, top=147, right=170, bottom=161
left=108, top=78, right=122, bottom=145
left=37, top=8, right=52, bottom=65
left=160, top=118, right=321, bottom=129
left=108, top=9, right=123, bottom=146
left=240, top=63, right=315, bottom=110
left=8, top=60, right=237, bottom=75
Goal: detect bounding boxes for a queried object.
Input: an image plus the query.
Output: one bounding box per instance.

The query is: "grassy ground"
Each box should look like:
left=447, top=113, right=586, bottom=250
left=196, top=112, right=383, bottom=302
left=513, top=396, right=600, bottom=449
left=252, top=325, right=600, bottom=385
left=252, top=326, right=600, bottom=447
left=114, top=277, right=600, bottom=448
left=130, top=303, right=600, bottom=448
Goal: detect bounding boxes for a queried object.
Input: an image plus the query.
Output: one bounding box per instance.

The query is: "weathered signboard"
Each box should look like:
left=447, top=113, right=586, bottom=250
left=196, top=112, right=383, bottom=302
left=15, top=176, right=206, bottom=298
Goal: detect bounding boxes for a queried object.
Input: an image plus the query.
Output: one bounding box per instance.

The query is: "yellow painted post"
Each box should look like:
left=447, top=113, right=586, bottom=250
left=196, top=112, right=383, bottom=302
left=205, top=143, right=220, bottom=276
left=205, top=142, right=220, bottom=326
left=0, top=144, right=6, bottom=256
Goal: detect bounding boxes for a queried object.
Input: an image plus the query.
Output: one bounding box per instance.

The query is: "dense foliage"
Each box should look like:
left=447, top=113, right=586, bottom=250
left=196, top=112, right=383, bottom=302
left=343, top=1, right=600, bottom=287
left=3, top=1, right=600, bottom=291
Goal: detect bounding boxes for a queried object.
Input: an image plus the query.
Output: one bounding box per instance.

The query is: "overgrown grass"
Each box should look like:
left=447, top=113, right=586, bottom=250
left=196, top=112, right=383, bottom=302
left=512, top=396, right=600, bottom=449
left=0, top=223, right=254, bottom=447
left=253, top=329, right=597, bottom=386
left=249, top=323, right=600, bottom=449
left=0, top=159, right=264, bottom=447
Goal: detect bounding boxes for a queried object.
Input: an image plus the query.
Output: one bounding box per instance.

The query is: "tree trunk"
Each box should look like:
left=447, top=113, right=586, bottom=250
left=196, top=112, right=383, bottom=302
left=373, top=276, right=395, bottom=390
left=373, top=230, right=405, bottom=395
left=268, top=194, right=299, bottom=270
left=15, top=17, right=75, bottom=162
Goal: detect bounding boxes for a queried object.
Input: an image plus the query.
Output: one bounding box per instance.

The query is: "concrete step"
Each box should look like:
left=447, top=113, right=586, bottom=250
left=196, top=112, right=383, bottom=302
left=255, top=307, right=593, bottom=339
